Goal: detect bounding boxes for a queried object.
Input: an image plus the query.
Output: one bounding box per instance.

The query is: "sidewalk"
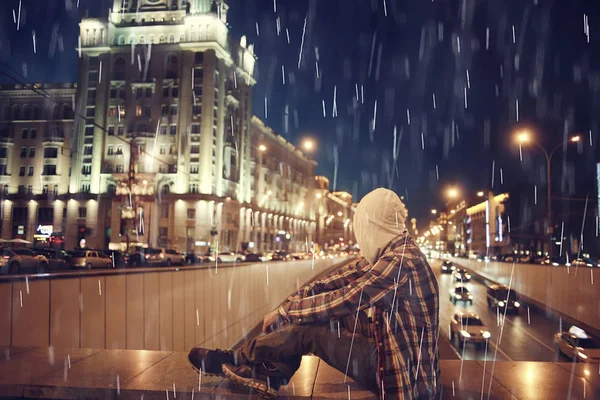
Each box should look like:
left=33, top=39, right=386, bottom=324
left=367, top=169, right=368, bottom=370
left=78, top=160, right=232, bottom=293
left=1, top=347, right=597, bottom=399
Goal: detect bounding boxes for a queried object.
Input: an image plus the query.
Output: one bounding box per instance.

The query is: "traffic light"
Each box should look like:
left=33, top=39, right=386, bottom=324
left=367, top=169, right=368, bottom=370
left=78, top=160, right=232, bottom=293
left=78, top=225, right=92, bottom=237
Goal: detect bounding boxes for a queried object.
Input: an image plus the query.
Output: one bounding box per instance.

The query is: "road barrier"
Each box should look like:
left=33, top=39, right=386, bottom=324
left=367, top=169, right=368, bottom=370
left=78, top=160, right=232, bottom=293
left=452, top=257, right=600, bottom=335
left=0, top=258, right=353, bottom=351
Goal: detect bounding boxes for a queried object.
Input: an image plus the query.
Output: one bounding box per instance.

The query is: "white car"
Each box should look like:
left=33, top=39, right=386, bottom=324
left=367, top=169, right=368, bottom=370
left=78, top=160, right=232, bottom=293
left=449, top=312, right=491, bottom=348
left=449, top=285, right=473, bottom=305
left=211, top=252, right=245, bottom=263
left=554, top=326, right=600, bottom=363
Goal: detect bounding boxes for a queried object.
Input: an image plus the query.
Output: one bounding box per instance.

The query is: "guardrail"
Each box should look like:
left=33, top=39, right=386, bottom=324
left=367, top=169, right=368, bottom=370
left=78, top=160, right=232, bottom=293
left=0, top=258, right=353, bottom=351
left=452, top=257, right=600, bottom=336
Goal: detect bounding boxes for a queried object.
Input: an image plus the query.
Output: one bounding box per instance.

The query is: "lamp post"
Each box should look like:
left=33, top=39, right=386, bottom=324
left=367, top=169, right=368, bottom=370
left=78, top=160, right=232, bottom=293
left=516, top=131, right=581, bottom=256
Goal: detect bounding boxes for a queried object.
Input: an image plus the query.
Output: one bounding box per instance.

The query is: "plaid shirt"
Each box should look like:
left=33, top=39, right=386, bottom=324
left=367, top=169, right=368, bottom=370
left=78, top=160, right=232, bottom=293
left=280, top=234, right=440, bottom=399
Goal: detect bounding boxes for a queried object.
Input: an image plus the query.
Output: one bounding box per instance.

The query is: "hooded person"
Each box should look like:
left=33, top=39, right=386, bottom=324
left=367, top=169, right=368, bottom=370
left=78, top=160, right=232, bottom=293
left=353, top=188, right=409, bottom=266
left=188, top=188, right=440, bottom=400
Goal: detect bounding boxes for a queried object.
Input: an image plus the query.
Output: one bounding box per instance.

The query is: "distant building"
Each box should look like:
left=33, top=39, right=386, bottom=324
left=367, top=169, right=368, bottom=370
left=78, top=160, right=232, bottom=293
left=0, top=83, right=77, bottom=248
left=466, top=192, right=509, bottom=256
left=249, top=117, right=318, bottom=252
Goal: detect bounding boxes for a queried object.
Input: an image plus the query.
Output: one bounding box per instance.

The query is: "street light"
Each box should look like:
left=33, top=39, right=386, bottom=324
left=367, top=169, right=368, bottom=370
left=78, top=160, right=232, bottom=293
left=477, top=191, right=485, bottom=197
left=447, top=187, right=460, bottom=199
left=258, top=144, right=267, bottom=152
left=301, top=138, right=315, bottom=152
left=514, top=130, right=581, bottom=256
left=431, top=209, right=437, bottom=215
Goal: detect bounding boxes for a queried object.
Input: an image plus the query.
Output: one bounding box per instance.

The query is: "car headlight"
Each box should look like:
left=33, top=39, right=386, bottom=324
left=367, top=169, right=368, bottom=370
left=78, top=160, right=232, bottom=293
left=578, top=351, right=588, bottom=360
left=460, top=330, right=471, bottom=338
left=498, top=301, right=505, bottom=307
left=455, top=294, right=462, bottom=299
left=442, top=266, right=447, bottom=270
left=514, top=301, right=520, bottom=307
left=468, top=295, right=473, bottom=299
left=466, top=274, right=471, bottom=279
left=482, top=331, right=491, bottom=339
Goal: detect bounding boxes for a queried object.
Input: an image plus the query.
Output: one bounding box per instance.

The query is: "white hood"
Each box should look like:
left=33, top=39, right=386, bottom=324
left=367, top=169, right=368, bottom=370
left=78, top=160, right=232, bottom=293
left=353, top=188, right=408, bottom=266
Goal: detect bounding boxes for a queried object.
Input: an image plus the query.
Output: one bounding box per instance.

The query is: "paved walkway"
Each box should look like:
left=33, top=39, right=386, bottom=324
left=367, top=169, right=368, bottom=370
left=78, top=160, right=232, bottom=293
left=0, top=347, right=598, bottom=399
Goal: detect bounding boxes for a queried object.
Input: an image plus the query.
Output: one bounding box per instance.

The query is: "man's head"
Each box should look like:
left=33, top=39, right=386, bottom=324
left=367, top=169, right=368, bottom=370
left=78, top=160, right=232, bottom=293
left=353, top=188, right=408, bottom=266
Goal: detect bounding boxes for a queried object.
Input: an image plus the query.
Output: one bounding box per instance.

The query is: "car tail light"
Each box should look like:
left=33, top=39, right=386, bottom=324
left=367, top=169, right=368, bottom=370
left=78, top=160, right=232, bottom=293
left=145, top=254, right=151, bottom=259
left=2, top=256, right=9, bottom=260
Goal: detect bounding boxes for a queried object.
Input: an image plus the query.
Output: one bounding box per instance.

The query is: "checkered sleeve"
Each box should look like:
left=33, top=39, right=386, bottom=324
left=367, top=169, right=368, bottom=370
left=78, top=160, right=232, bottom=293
left=280, top=255, right=409, bottom=324
left=297, top=257, right=371, bottom=297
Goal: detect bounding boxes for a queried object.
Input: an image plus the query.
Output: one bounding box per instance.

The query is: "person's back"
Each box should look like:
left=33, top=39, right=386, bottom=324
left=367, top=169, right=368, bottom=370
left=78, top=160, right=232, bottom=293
left=351, top=188, right=439, bottom=398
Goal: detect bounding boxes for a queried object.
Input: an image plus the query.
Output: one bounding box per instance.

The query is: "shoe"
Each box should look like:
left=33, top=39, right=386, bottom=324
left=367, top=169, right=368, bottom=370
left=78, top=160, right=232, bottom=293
left=187, top=348, right=236, bottom=376
left=222, top=363, right=286, bottom=399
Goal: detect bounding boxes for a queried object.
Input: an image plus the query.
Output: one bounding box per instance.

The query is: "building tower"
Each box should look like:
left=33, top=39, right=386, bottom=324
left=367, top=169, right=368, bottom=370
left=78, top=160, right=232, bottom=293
left=72, top=0, right=256, bottom=251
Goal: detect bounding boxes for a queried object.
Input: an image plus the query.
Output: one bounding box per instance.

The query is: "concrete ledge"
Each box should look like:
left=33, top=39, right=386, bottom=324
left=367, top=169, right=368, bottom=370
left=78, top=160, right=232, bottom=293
left=1, top=347, right=598, bottom=399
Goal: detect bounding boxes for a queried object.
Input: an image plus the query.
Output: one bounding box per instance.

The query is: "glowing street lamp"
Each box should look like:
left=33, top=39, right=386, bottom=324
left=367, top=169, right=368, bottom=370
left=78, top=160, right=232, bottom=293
left=431, top=209, right=437, bottom=215
left=258, top=144, right=267, bottom=152
left=447, top=187, right=460, bottom=199
left=477, top=191, right=485, bottom=197
left=301, top=138, right=315, bottom=152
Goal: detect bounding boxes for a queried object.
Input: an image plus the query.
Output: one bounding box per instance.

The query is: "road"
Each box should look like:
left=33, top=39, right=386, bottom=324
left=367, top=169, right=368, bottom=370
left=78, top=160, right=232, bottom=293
left=431, top=258, right=574, bottom=363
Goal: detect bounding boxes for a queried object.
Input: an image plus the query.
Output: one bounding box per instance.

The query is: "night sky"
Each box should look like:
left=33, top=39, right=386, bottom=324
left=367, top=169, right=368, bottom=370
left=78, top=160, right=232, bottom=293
left=1, top=0, right=599, bottom=232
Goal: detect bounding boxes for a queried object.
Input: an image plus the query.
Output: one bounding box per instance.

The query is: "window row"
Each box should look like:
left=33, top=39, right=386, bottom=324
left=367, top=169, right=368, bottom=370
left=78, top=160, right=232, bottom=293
left=2, top=104, right=73, bottom=121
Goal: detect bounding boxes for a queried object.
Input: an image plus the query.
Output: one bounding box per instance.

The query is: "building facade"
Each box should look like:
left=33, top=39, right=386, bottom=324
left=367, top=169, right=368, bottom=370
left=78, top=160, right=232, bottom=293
left=0, top=1, right=356, bottom=253
left=0, top=83, right=77, bottom=248
left=466, top=192, right=509, bottom=257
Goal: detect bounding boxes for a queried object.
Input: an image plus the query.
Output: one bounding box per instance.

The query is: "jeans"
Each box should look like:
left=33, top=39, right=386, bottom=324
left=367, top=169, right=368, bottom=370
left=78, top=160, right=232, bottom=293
left=235, top=312, right=379, bottom=393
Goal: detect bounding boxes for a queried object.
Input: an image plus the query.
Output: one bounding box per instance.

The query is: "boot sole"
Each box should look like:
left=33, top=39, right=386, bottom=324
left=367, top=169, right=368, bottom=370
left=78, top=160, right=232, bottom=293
left=222, top=364, right=279, bottom=400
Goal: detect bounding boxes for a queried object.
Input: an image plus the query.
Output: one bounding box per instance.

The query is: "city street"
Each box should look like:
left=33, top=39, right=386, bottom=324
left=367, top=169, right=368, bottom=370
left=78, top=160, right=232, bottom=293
left=431, top=259, right=574, bottom=363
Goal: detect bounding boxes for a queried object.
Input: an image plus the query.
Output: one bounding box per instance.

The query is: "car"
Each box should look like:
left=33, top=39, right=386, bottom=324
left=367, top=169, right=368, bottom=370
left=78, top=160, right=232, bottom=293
left=554, top=326, right=600, bottom=362
left=161, top=249, right=185, bottom=266
left=68, top=250, right=112, bottom=269
left=271, top=251, right=290, bottom=261
left=453, top=269, right=472, bottom=282
left=571, top=258, right=598, bottom=268
left=213, top=252, right=245, bottom=263
left=185, top=253, right=210, bottom=264
left=33, top=249, right=69, bottom=271
left=124, top=252, right=146, bottom=267
left=449, top=285, right=473, bottom=305
left=0, top=248, right=49, bottom=274
left=141, top=248, right=167, bottom=265
left=541, top=256, right=572, bottom=267
left=486, top=284, right=520, bottom=313
left=244, top=252, right=265, bottom=262
left=449, top=312, right=491, bottom=348
left=441, top=260, right=455, bottom=274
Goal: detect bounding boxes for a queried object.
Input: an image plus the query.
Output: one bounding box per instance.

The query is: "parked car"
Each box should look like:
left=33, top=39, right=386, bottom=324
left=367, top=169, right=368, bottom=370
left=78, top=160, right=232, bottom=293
left=161, top=249, right=185, bottom=266
left=554, top=326, right=600, bottom=363
left=449, top=312, right=491, bottom=349
left=142, top=248, right=167, bottom=265
left=541, top=256, right=572, bottom=267
left=33, top=249, right=69, bottom=271
left=124, top=252, right=146, bottom=267
left=486, top=284, right=520, bottom=314
left=244, top=253, right=264, bottom=262
left=185, top=253, right=210, bottom=264
left=212, top=252, right=245, bottom=263
left=271, top=251, right=290, bottom=262
left=0, top=248, right=49, bottom=274
left=69, top=250, right=112, bottom=269
left=571, top=258, right=598, bottom=268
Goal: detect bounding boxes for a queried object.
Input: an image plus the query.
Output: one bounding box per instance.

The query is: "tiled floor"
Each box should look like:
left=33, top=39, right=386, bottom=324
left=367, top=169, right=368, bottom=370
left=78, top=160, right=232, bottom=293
left=0, top=347, right=598, bottom=399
